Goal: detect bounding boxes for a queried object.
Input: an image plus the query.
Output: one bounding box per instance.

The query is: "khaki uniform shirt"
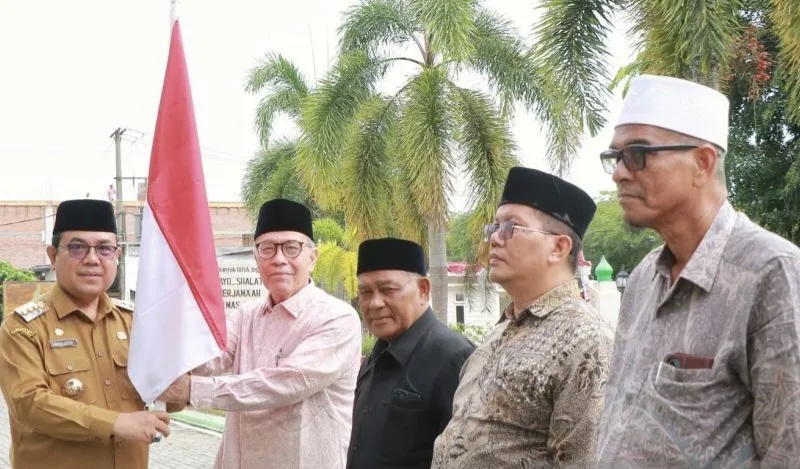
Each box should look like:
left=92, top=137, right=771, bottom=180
left=0, top=285, right=148, bottom=469
left=432, top=282, right=614, bottom=469
left=597, top=202, right=800, bottom=469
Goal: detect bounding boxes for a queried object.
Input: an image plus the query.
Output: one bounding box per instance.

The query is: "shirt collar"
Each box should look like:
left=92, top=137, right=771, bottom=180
left=50, top=284, right=113, bottom=320
left=653, top=201, right=737, bottom=292
left=502, top=280, right=582, bottom=322
left=265, top=280, right=316, bottom=318
left=378, top=308, right=436, bottom=366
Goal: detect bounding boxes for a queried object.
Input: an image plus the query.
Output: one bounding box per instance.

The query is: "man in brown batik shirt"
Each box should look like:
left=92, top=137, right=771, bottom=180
left=432, top=167, right=613, bottom=469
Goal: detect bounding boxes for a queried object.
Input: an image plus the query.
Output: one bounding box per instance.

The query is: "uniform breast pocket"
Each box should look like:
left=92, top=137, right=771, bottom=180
left=44, top=352, right=96, bottom=405
left=379, top=393, right=437, bottom=460
left=111, top=345, right=141, bottom=401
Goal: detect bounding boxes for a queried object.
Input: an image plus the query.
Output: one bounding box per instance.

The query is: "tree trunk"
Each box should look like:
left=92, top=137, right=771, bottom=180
left=428, top=224, right=448, bottom=323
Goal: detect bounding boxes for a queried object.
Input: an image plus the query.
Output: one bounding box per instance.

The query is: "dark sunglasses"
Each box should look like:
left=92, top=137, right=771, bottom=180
left=600, top=144, right=699, bottom=174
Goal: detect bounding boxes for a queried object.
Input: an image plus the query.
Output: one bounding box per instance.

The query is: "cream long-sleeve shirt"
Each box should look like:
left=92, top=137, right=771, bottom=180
left=190, top=283, right=362, bottom=469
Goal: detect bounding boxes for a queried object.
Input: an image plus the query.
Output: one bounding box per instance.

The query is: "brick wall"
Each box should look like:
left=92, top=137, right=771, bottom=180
left=0, top=201, right=253, bottom=268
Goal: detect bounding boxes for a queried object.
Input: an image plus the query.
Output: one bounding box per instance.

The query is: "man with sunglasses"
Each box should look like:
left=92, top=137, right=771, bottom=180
left=596, top=75, right=800, bottom=469
left=0, top=199, right=174, bottom=469
left=347, top=237, right=474, bottom=469
left=158, top=198, right=362, bottom=469
left=432, top=167, right=613, bottom=469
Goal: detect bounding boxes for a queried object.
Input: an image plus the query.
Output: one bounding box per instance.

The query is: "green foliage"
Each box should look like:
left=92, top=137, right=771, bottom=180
left=449, top=322, right=490, bottom=345
left=311, top=218, right=359, bottom=301
left=582, top=192, right=661, bottom=274
left=727, top=16, right=800, bottom=245
left=534, top=0, right=800, bottom=140
left=0, top=261, right=36, bottom=317
left=362, top=332, right=378, bottom=356
left=446, top=212, right=474, bottom=261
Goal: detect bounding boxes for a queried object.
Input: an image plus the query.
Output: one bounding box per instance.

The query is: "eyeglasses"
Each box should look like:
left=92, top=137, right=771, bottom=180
left=483, top=222, right=555, bottom=242
left=59, top=243, right=119, bottom=260
left=600, top=144, right=699, bottom=174
left=255, top=240, right=305, bottom=259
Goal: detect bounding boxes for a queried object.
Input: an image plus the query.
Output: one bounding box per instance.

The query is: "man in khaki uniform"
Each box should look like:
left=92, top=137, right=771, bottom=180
left=0, top=199, right=174, bottom=469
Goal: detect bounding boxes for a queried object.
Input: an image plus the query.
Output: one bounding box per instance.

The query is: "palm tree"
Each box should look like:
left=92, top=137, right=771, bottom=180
left=533, top=0, right=800, bottom=122
left=292, top=0, right=592, bottom=322
left=241, top=54, right=317, bottom=216
left=311, top=218, right=359, bottom=302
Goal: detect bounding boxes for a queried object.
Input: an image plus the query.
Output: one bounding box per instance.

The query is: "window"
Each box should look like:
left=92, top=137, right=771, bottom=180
left=455, top=293, right=465, bottom=303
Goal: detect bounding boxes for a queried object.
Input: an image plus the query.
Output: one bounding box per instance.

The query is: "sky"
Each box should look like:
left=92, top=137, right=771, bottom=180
left=0, top=0, right=634, bottom=210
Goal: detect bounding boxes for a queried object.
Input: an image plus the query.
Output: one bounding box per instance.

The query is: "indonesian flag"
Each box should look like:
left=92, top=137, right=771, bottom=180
left=129, top=20, right=226, bottom=403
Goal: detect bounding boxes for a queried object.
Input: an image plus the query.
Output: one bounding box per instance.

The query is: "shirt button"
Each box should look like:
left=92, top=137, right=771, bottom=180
left=362, top=408, right=369, bottom=415
left=105, top=379, right=112, bottom=386
left=67, top=365, right=73, bottom=371
left=97, top=351, right=105, bottom=358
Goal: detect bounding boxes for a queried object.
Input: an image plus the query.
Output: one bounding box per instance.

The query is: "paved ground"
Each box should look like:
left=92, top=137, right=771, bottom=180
left=0, top=394, right=221, bottom=468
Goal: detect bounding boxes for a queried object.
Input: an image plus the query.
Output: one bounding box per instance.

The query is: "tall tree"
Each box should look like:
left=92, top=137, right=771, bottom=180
left=582, top=192, right=661, bottom=273
left=534, top=0, right=800, bottom=123
left=727, top=15, right=800, bottom=245
left=241, top=54, right=318, bottom=216
left=291, top=0, right=589, bottom=321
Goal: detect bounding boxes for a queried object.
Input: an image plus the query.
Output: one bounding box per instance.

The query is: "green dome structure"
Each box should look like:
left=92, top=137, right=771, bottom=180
left=595, top=256, right=614, bottom=282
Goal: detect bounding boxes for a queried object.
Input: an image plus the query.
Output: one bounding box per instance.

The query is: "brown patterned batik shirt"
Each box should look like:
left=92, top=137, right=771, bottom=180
left=432, top=281, right=614, bottom=469
left=597, top=202, right=800, bottom=469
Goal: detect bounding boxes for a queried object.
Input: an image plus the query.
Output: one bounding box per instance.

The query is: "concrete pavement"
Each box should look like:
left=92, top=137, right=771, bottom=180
left=0, top=394, right=221, bottom=469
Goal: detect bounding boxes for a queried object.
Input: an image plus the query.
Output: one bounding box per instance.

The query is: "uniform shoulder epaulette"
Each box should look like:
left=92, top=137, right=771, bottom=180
left=112, top=298, right=135, bottom=312
left=13, top=300, right=48, bottom=323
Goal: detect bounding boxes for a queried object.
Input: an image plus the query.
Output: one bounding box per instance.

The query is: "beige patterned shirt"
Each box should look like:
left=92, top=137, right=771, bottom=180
left=597, top=202, right=800, bottom=469
left=432, top=282, right=613, bottom=469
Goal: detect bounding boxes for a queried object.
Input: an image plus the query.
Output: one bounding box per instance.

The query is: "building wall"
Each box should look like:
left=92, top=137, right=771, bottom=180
left=445, top=275, right=501, bottom=328
left=0, top=202, right=54, bottom=268
left=0, top=200, right=253, bottom=269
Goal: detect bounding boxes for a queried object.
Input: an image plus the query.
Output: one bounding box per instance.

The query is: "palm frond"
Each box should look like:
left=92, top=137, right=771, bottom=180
left=253, top=88, right=304, bottom=145
left=245, top=53, right=310, bottom=144
left=770, top=0, right=800, bottom=123
left=468, top=8, right=541, bottom=117
left=394, top=67, right=455, bottom=229
left=451, top=86, right=518, bottom=212
left=630, top=0, right=742, bottom=87
left=245, top=52, right=309, bottom=96
left=298, top=51, right=388, bottom=209
left=410, top=0, right=478, bottom=60
left=313, top=242, right=358, bottom=300
left=240, top=139, right=308, bottom=216
left=341, top=96, right=397, bottom=240
left=385, top=124, right=428, bottom=244
left=451, top=86, right=518, bottom=265
left=339, top=0, right=423, bottom=56
left=312, top=218, right=349, bottom=245
left=532, top=0, right=620, bottom=135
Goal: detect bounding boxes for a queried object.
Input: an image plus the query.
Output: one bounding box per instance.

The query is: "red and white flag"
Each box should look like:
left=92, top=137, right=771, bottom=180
left=129, top=20, right=226, bottom=403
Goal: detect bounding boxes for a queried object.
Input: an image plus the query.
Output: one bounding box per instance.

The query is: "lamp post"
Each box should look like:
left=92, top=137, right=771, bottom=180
left=616, top=267, right=629, bottom=295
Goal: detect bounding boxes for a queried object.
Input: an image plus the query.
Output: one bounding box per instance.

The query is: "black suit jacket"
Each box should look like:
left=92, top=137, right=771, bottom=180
left=346, top=309, right=475, bottom=469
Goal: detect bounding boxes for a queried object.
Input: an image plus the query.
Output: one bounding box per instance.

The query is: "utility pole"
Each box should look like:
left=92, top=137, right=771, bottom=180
left=111, top=127, right=127, bottom=299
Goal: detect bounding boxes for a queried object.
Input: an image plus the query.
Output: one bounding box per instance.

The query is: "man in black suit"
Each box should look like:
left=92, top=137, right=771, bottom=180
left=346, top=237, right=475, bottom=469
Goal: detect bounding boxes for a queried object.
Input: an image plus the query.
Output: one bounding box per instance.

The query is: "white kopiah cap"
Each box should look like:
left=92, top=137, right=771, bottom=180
left=615, top=74, right=730, bottom=151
